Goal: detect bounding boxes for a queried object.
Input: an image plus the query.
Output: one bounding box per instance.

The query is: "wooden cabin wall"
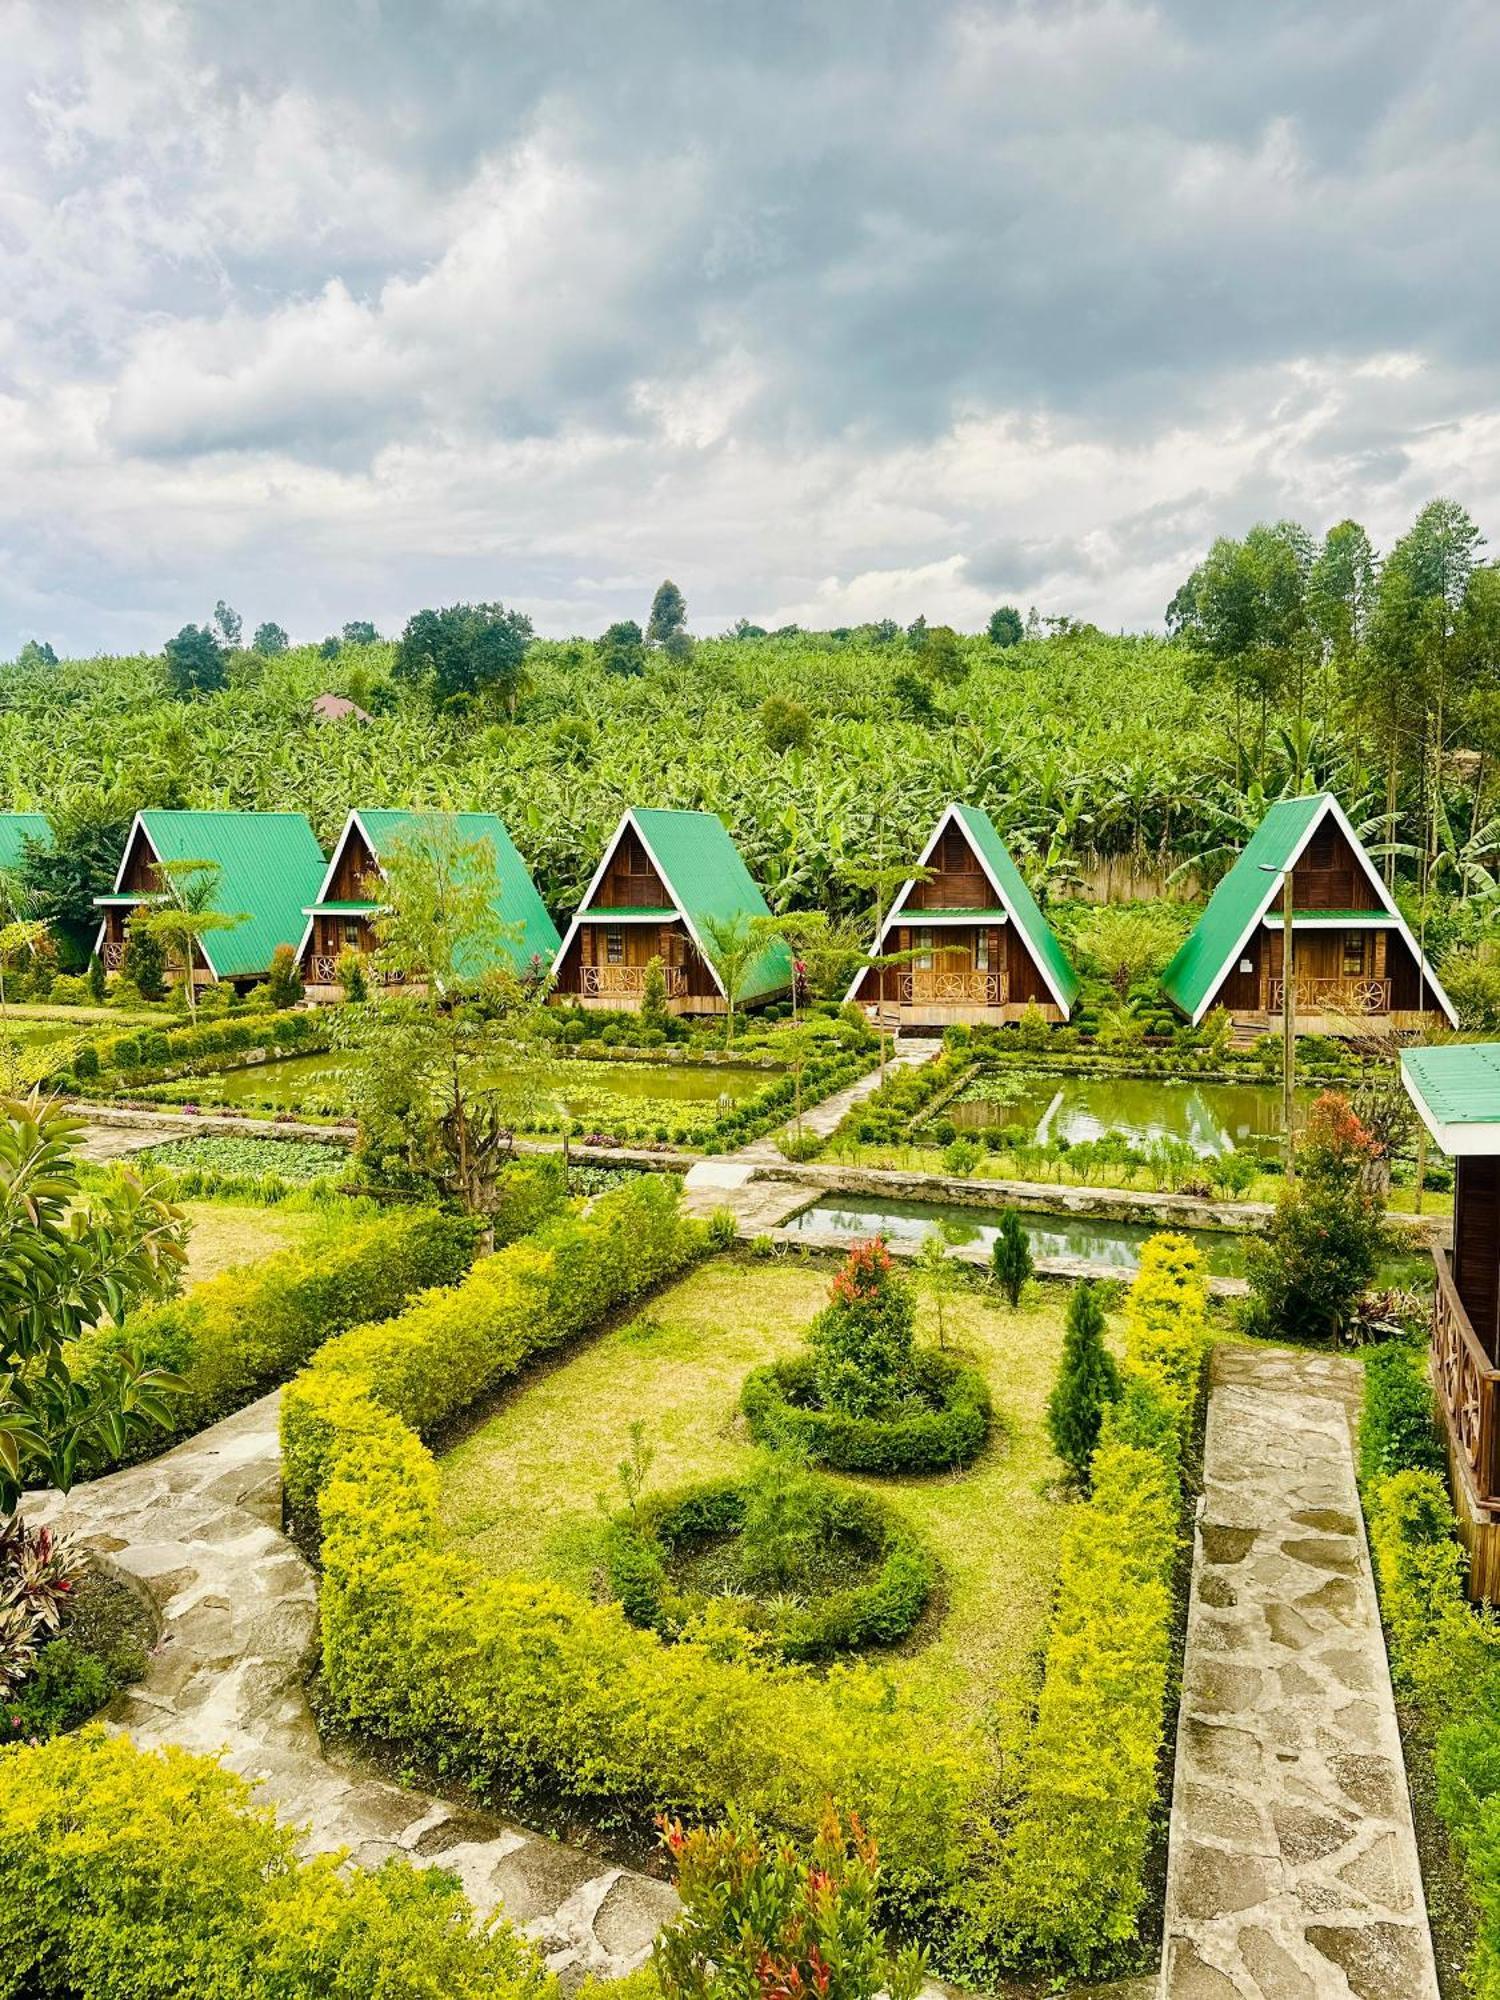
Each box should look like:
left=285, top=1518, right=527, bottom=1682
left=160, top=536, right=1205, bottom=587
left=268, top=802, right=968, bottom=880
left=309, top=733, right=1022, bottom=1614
left=1455, top=1156, right=1500, bottom=1361
left=119, top=826, right=158, bottom=893
left=907, top=827, right=989, bottom=910
left=596, top=828, right=669, bottom=908
left=1003, top=925, right=1048, bottom=1002
left=330, top=830, right=379, bottom=900
left=1289, top=819, right=1381, bottom=910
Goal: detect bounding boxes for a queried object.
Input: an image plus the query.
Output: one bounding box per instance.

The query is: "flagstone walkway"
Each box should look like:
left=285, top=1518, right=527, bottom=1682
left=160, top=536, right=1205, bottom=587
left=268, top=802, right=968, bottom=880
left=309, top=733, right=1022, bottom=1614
left=32, top=1392, right=679, bottom=1986
left=1161, top=1347, right=1439, bottom=1999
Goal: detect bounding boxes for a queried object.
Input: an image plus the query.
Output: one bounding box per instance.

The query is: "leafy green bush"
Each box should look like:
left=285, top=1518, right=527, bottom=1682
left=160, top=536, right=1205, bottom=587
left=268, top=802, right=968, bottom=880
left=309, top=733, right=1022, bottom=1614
left=1361, top=1341, right=1445, bottom=1487
left=1045, top=1281, right=1119, bottom=1488
left=742, top=1350, right=991, bottom=1473
left=605, top=1466, right=935, bottom=1662
left=71, top=1206, right=480, bottom=1471
left=0, top=1730, right=552, bottom=2000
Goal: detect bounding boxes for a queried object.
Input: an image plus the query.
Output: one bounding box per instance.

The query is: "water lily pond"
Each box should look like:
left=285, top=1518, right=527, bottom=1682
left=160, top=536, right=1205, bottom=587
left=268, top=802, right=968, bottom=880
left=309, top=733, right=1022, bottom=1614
left=942, top=1070, right=1314, bottom=1156
left=781, top=1192, right=1431, bottom=1289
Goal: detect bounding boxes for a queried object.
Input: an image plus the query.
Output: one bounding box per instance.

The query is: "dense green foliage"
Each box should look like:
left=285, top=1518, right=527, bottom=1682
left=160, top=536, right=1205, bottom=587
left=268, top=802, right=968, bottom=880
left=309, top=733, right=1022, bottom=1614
left=605, top=1464, right=935, bottom=1662
left=0, top=1730, right=553, bottom=2000
left=1244, top=1093, right=1389, bottom=1342
left=1045, top=1281, right=1119, bottom=1487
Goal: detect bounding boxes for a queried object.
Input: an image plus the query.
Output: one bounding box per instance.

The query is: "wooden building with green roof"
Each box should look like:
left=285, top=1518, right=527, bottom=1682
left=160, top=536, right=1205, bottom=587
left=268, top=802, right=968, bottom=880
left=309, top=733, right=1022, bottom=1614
left=845, top=802, right=1081, bottom=1028
left=1402, top=1043, right=1500, bottom=1597
left=94, top=810, right=326, bottom=990
left=297, top=809, right=560, bottom=997
left=551, top=808, right=792, bottom=1016
left=1162, top=791, right=1455, bottom=1035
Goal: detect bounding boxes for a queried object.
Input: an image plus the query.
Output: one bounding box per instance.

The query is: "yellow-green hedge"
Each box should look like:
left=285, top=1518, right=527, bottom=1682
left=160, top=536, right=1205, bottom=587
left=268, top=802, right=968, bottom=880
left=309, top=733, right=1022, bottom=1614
left=72, top=1206, right=480, bottom=1472
left=281, top=1177, right=982, bottom=1916
left=0, top=1729, right=550, bottom=2000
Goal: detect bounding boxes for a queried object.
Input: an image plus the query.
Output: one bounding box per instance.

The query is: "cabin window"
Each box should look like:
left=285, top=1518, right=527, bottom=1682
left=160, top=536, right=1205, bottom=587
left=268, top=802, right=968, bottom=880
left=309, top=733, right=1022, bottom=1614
left=606, top=929, right=624, bottom=965
left=1342, top=934, right=1366, bottom=978
left=974, top=931, right=989, bottom=972
left=915, top=928, right=934, bottom=972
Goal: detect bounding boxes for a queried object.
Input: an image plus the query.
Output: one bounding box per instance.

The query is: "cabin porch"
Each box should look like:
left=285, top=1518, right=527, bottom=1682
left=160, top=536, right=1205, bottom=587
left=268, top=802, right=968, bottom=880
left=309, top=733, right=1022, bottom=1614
left=855, top=918, right=1063, bottom=1029
left=95, top=897, right=215, bottom=987
left=300, top=903, right=386, bottom=999
left=552, top=917, right=724, bottom=1016
left=1220, top=917, right=1441, bottom=1035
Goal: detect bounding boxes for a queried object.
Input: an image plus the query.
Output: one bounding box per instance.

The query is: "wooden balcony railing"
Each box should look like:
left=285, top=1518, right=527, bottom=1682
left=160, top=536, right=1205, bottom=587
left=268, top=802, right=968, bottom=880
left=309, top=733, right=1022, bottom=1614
left=899, top=969, right=1004, bottom=1005
left=1266, top=976, right=1392, bottom=1015
left=580, top=964, right=685, bottom=999
left=308, top=954, right=339, bottom=985
left=1433, top=1246, right=1500, bottom=1507
left=101, top=941, right=125, bottom=972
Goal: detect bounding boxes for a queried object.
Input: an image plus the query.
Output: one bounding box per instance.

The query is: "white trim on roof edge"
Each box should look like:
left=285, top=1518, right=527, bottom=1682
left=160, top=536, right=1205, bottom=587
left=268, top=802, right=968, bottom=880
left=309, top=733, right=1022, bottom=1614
left=1187, top=793, right=1456, bottom=1027
left=842, top=802, right=1073, bottom=1016
left=1400, top=1064, right=1500, bottom=1157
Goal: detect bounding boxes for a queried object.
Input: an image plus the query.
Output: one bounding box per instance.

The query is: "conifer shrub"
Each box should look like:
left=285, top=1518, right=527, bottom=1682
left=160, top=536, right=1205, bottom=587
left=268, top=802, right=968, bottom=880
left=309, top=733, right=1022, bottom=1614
left=991, top=1207, right=1033, bottom=1307
left=1045, top=1281, right=1119, bottom=1488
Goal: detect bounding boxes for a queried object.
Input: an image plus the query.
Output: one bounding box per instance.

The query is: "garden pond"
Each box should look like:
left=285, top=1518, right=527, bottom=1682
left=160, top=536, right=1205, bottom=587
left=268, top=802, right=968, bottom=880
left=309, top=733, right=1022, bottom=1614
left=941, top=1069, right=1317, bottom=1156
left=781, top=1192, right=1432, bottom=1288
left=138, top=1049, right=777, bottom=1129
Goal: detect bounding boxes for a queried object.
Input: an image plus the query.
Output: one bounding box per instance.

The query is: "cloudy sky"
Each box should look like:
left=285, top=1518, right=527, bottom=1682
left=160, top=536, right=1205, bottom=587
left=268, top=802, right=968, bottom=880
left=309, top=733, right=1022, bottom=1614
left=2, top=0, right=1499, bottom=657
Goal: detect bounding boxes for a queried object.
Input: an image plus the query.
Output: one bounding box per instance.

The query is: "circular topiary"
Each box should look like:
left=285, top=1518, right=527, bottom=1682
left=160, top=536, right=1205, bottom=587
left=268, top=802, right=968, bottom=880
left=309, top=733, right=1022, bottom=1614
left=741, top=1350, right=991, bottom=1474
left=605, top=1472, right=935, bottom=1662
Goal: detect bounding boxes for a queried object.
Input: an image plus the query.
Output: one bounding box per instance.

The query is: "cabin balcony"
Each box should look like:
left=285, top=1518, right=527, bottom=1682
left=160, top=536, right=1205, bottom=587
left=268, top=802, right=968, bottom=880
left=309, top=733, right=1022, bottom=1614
left=1266, top=975, right=1393, bottom=1017
left=900, top=969, right=1005, bottom=1006
left=579, top=963, right=686, bottom=1003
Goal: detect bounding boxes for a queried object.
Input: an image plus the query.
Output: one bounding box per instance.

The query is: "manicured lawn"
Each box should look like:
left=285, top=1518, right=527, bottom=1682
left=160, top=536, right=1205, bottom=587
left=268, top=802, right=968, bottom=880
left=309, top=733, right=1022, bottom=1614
left=178, top=1200, right=324, bottom=1284
left=438, top=1255, right=1089, bottom=1721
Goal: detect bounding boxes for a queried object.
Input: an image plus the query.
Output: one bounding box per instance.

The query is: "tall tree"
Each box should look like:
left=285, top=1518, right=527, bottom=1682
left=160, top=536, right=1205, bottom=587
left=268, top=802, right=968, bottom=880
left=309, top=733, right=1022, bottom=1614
left=647, top=580, right=688, bottom=648
left=251, top=622, right=289, bottom=657
left=987, top=605, right=1024, bottom=648
left=597, top=619, right=646, bottom=677
left=394, top=603, right=534, bottom=715
left=341, top=620, right=379, bottom=645
left=18, top=789, right=135, bottom=964
left=212, top=602, right=242, bottom=648
left=162, top=625, right=227, bottom=698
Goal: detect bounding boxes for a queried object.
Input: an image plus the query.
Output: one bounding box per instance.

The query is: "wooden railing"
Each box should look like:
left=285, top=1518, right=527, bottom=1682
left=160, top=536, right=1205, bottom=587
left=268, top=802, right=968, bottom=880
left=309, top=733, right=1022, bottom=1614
left=308, top=954, right=339, bottom=985
left=899, top=969, right=1004, bottom=1005
left=101, top=941, right=125, bottom=972
left=1433, top=1246, right=1500, bottom=1506
left=580, top=964, right=685, bottom=999
left=1266, top=976, right=1392, bottom=1015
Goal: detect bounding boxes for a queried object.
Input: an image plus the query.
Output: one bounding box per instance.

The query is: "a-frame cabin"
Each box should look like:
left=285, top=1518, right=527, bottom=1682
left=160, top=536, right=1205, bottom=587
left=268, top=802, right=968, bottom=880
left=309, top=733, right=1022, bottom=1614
left=1162, top=792, right=1456, bottom=1035
left=551, top=808, right=792, bottom=1016
left=297, top=809, right=559, bottom=998
left=94, top=810, right=326, bottom=991
left=845, top=803, right=1080, bottom=1029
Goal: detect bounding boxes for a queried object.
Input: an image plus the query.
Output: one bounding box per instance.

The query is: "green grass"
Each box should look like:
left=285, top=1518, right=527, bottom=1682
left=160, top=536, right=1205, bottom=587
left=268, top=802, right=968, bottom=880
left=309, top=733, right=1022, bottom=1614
left=178, top=1199, right=324, bottom=1284
left=438, top=1256, right=1085, bottom=1720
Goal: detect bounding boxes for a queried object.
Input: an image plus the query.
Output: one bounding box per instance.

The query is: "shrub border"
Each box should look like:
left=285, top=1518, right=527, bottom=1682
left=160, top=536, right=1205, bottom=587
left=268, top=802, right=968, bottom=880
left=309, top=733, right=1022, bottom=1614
left=605, top=1475, right=936, bottom=1661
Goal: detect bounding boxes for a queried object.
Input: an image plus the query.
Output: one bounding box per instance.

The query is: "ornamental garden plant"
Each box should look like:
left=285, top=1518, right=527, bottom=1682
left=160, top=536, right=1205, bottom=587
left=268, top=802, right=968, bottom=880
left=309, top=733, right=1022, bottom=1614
left=741, top=1239, right=991, bottom=1473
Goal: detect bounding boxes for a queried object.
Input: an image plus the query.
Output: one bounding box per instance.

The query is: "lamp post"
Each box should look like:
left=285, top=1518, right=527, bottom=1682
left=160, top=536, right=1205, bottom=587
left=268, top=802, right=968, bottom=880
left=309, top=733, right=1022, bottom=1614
left=1260, top=860, right=1296, bottom=1185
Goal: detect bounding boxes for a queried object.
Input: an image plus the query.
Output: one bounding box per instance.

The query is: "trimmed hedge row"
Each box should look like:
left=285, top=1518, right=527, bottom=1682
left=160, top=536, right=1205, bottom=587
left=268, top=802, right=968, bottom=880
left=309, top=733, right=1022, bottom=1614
left=605, top=1476, right=935, bottom=1661
left=49, top=1008, right=330, bottom=1092
left=1362, top=1349, right=1500, bottom=1994
left=70, top=1205, right=482, bottom=1474
left=0, top=1730, right=550, bottom=2000
left=741, top=1350, right=991, bottom=1473
left=280, top=1178, right=984, bottom=1916
left=956, top=1232, right=1207, bottom=1977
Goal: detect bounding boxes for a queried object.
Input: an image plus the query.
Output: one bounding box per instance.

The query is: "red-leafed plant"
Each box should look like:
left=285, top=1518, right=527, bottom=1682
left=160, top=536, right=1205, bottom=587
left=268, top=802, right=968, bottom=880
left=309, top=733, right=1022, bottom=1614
left=653, top=1805, right=924, bottom=2000
left=1245, top=1092, right=1389, bottom=1345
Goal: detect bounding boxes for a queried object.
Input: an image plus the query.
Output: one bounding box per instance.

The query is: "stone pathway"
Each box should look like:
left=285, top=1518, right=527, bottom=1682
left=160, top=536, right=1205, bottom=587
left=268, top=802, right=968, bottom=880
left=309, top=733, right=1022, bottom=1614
left=33, top=1393, right=679, bottom=1986
left=1161, top=1347, right=1439, bottom=1999
left=732, top=1038, right=942, bottom=1163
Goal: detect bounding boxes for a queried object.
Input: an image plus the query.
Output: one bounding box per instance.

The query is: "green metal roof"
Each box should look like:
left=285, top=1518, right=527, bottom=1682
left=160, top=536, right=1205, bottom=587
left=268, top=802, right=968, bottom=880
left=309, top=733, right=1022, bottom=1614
left=354, top=809, right=560, bottom=978
left=627, top=808, right=793, bottom=1003
left=0, top=813, right=49, bottom=875
left=950, top=805, right=1082, bottom=1013
left=1162, top=794, right=1329, bottom=1021
left=1402, top=1044, right=1500, bottom=1154
left=131, top=811, right=327, bottom=978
